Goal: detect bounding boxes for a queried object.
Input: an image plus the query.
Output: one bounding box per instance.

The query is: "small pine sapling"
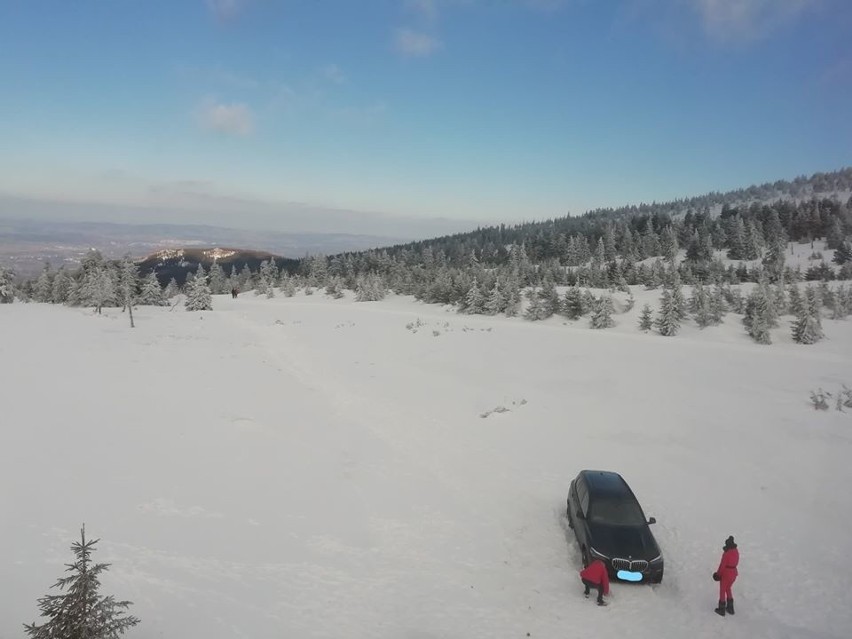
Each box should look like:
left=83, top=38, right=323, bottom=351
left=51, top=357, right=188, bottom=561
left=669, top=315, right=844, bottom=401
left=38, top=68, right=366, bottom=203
left=638, top=304, right=653, bottom=331
left=589, top=296, right=615, bottom=329
left=655, top=289, right=680, bottom=336
left=841, top=385, right=852, bottom=409
left=810, top=389, right=830, bottom=411
left=561, top=286, right=584, bottom=320
left=24, top=526, right=141, bottom=638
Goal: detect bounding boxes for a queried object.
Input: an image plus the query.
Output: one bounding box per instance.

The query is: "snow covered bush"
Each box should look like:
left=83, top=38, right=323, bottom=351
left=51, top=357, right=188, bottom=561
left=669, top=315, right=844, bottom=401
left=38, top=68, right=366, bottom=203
left=524, top=288, right=549, bottom=321
left=258, top=260, right=279, bottom=298
left=138, top=272, right=167, bottom=306
left=208, top=263, right=227, bottom=295
left=589, top=295, right=615, bottom=329
left=655, top=289, right=680, bottom=336
left=461, top=277, right=485, bottom=314
left=810, top=389, right=831, bottom=411
left=51, top=268, right=73, bottom=304
left=280, top=274, right=296, bottom=297
left=623, top=291, right=635, bottom=313
left=743, top=288, right=774, bottom=345
left=690, top=283, right=713, bottom=328
left=325, top=277, right=345, bottom=299
left=792, top=287, right=823, bottom=344
left=841, top=386, right=852, bottom=410
left=638, top=304, right=653, bottom=331
left=163, top=278, right=180, bottom=299
left=561, top=285, right=584, bottom=320
left=0, top=266, right=14, bottom=303
left=33, top=264, right=53, bottom=302
left=484, top=281, right=505, bottom=315
left=355, top=274, right=387, bottom=302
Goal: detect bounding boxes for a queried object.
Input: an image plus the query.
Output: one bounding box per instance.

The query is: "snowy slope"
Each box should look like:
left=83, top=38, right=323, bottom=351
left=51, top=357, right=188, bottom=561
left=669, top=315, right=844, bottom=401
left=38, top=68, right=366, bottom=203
left=2, top=293, right=851, bottom=639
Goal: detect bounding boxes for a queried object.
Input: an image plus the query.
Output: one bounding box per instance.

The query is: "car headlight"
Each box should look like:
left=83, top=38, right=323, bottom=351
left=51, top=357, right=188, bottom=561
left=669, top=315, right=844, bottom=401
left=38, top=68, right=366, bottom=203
left=649, top=554, right=663, bottom=564
left=590, top=547, right=609, bottom=561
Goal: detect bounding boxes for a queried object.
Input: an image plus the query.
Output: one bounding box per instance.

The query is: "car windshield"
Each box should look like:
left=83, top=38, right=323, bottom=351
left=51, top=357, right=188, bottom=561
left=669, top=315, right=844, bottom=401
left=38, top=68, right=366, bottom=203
left=588, top=499, right=647, bottom=526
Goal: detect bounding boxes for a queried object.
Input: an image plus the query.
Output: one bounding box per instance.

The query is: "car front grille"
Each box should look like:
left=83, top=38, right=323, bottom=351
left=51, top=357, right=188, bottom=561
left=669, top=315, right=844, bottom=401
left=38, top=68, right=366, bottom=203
left=612, top=558, right=649, bottom=573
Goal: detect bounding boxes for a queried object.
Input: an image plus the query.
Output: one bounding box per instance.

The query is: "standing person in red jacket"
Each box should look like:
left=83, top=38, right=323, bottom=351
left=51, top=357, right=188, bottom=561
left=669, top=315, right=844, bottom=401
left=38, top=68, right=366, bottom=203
left=580, top=559, right=610, bottom=606
left=713, top=535, right=739, bottom=616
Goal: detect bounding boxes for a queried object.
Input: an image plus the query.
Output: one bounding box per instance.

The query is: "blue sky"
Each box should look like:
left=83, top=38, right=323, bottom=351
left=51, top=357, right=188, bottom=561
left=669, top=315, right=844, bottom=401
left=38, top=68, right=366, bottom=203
left=0, top=0, right=850, bottom=236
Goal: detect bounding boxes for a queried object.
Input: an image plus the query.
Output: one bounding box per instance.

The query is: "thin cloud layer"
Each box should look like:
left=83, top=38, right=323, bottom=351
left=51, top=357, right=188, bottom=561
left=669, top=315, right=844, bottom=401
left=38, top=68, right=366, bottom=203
left=206, top=0, right=248, bottom=22
left=321, top=63, right=346, bottom=84
left=393, top=28, right=443, bottom=57
left=693, top=0, right=817, bottom=41
left=407, top=0, right=439, bottom=21
left=198, top=99, right=254, bottom=136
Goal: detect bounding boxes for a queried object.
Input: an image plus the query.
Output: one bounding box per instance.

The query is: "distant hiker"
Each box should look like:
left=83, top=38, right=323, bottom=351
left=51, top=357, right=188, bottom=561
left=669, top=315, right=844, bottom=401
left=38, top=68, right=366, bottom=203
left=580, top=559, right=610, bottom=606
left=231, top=287, right=238, bottom=299
left=713, top=535, right=739, bottom=616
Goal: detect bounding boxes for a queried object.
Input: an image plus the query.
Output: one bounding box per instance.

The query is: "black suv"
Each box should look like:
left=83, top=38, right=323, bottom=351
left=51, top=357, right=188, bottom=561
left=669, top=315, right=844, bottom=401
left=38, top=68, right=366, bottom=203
left=567, top=470, right=663, bottom=583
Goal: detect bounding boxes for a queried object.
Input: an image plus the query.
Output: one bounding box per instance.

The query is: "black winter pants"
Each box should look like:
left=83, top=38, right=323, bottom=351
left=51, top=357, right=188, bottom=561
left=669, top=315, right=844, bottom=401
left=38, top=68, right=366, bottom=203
left=582, top=578, right=604, bottom=603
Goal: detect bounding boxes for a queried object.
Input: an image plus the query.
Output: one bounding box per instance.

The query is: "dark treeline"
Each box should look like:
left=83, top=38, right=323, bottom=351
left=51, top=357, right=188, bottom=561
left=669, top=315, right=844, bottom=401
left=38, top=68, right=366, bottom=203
left=308, top=169, right=852, bottom=306
left=337, top=167, right=852, bottom=268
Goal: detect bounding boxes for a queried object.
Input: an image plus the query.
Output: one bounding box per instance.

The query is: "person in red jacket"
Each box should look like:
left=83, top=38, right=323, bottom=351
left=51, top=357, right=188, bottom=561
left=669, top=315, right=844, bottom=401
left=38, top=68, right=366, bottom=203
left=713, top=535, right=739, bottom=616
left=580, top=559, right=610, bottom=606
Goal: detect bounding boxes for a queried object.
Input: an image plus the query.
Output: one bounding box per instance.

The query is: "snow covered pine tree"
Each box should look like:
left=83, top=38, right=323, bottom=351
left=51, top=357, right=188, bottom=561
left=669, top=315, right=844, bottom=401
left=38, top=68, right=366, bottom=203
left=0, top=265, right=15, bottom=303
left=185, top=265, right=213, bottom=311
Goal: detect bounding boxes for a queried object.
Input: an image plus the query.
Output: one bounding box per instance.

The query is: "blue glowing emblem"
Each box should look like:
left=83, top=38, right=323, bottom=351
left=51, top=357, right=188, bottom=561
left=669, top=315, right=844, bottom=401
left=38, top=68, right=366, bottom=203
left=617, top=570, right=643, bottom=582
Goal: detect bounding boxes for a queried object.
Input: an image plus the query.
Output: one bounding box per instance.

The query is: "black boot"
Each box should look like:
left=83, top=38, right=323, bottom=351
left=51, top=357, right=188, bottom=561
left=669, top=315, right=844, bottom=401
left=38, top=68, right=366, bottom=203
left=726, top=599, right=734, bottom=615
left=715, top=601, right=726, bottom=616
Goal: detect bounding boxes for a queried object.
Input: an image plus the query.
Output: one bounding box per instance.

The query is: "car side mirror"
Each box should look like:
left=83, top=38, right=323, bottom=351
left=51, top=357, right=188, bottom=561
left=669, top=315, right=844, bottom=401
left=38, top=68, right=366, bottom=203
left=648, top=517, right=656, bottom=525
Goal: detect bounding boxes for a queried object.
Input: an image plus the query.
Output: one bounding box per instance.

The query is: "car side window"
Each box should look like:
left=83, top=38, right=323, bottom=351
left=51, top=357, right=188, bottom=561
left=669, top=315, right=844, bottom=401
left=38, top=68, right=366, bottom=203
left=577, top=478, right=589, bottom=516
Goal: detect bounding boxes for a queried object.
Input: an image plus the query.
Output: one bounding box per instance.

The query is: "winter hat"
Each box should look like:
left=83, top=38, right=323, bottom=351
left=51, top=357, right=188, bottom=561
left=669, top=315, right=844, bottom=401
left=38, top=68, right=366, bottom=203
left=724, top=536, right=737, bottom=550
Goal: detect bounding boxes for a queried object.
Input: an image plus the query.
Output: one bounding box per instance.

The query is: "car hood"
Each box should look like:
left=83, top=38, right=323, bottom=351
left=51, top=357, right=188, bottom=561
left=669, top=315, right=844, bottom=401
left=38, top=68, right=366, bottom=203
left=587, top=522, right=659, bottom=560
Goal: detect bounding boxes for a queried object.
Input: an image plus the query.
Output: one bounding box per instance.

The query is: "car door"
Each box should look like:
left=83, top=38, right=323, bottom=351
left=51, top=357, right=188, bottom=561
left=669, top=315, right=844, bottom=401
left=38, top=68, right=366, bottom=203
left=567, top=480, right=576, bottom=520
left=575, top=476, right=591, bottom=551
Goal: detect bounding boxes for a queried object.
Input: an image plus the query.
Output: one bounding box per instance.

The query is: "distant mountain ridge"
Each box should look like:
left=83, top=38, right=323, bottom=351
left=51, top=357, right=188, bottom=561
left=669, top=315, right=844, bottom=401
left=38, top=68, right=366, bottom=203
left=136, top=247, right=299, bottom=285
left=0, top=218, right=404, bottom=279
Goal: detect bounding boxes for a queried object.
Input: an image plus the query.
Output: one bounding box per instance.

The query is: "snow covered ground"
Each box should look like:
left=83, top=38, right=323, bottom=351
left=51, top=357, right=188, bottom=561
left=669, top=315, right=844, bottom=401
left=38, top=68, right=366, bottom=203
left=2, top=291, right=852, bottom=639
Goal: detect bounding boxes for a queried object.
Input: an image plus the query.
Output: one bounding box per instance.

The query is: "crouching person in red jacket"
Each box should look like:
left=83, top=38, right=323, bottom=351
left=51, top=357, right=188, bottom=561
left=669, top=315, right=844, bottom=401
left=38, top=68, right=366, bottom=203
left=580, top=559, right=610, bottom=606
left=713, top=536, right=739, bottom=616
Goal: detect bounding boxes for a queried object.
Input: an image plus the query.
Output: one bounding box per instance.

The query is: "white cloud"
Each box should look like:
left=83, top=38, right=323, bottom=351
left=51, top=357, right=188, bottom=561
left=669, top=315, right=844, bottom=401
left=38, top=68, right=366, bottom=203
left=198, top=99, right=254, bottom=136
left=139, top=498, right=224, bottom=519
left=328, top=100, right=389, bottom=126
left=693, top=0, right=816, bottom=41
left=523, top=0, right=570, bottom=11
left=407, top=0, right=439, bottom=21
left=393, top=28, right=443, bottom=57
left=206, top=0, right=247, bottom=22
left=321, top=63, right=346, bottom=84
left=175, top=64, right=261, bottom=89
